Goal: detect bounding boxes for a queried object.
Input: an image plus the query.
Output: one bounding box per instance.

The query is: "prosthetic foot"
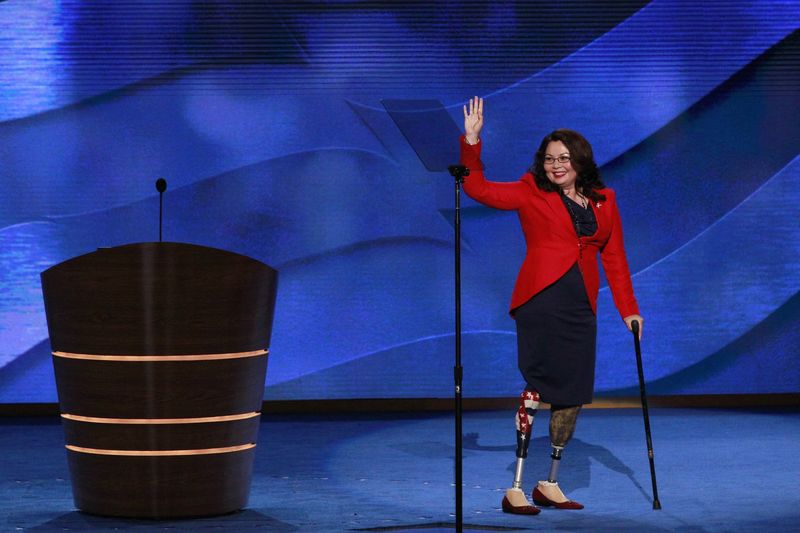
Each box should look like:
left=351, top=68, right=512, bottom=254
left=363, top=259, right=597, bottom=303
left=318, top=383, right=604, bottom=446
left=502, top=489, right=540, bottom=515
left=532, top=481, right=584, bottom=510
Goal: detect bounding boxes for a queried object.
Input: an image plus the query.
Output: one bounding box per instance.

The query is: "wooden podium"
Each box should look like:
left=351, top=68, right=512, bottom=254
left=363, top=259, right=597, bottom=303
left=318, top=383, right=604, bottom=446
left=40, top=242, right=278, bottom=518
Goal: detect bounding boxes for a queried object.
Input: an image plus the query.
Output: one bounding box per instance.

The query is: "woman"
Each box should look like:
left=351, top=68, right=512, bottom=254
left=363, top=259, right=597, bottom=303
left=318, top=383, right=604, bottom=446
left=461, top=96, right=643, bottom=514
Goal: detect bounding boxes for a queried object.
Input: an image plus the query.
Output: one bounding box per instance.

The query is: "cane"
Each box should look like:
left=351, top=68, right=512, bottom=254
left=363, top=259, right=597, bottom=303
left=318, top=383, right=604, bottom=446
left=631, top=320, right=662, bottom=510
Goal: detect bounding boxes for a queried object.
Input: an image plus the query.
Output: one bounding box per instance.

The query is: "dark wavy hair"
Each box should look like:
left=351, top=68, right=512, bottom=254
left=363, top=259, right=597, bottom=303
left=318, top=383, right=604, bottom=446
left=528, top=129, right=606, bottom=203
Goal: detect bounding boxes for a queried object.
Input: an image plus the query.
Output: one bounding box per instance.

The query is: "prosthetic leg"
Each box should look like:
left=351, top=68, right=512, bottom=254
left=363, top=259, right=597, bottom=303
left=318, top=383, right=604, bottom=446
left=501, top=390, right=541, bottom=515
left=532, top=405, right=585, bottom=509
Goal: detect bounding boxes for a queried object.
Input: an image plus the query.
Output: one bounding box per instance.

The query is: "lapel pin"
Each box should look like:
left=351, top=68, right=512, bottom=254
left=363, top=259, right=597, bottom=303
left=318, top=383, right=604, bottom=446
left=596, top=202, right=602, bottom=208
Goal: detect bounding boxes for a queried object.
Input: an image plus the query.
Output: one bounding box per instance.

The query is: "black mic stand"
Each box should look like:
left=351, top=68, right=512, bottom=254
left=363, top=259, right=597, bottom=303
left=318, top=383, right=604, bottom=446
left=448, top=164, right=469, bottom=533
left=380, top=99, right=516, bottom=532
left=156, top=178, right=167, bottom=242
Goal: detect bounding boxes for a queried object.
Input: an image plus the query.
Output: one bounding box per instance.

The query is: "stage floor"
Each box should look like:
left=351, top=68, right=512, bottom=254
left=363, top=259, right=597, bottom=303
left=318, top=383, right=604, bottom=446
left=2, top=407, right=799, bottom=532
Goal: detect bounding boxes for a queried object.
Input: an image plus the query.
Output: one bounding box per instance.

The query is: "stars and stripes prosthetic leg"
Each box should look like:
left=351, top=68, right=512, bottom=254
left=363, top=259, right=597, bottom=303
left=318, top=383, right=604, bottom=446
left=502, top=390, right=542, bottom=515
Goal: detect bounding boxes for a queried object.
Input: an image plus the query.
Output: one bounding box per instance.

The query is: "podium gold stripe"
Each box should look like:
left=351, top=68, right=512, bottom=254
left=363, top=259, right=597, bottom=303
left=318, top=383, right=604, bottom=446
left=61, top=412, right=261, bottom=425
left=53, top=349, right=267, bottom=361
left=66, top=443, right=256, bottom=456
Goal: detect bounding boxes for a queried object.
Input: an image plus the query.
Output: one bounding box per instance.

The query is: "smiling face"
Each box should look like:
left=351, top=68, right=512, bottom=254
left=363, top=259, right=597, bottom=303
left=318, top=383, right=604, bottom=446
left=543, top=141, right=577, bottom=190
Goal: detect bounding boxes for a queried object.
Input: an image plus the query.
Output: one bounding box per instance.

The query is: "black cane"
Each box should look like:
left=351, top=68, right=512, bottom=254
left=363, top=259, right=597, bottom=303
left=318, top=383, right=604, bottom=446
left=631, top=320, right=661, bottom=510
left=448, top=164, right=469, bottom=533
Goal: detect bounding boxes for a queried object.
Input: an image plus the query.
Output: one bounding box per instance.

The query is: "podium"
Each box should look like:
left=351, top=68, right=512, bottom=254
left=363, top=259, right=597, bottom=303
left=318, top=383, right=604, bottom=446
left=40, top=242, right=278, bottom=518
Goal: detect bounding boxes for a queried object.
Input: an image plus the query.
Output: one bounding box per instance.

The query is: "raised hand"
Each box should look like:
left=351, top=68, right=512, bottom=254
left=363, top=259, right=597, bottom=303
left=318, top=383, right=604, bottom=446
left=463, top=96, right=484, bottom=144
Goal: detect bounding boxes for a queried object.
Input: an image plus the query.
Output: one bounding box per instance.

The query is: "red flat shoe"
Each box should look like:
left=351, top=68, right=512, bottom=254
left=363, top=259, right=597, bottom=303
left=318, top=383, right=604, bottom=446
left=501, top=495, right=541, bottom=515
left=532, top=486, right=584, bottom=510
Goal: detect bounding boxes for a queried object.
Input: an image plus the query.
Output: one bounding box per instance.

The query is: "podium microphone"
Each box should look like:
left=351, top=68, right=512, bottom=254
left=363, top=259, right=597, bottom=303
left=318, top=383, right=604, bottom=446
left=156, top=178, right=167, bottom=242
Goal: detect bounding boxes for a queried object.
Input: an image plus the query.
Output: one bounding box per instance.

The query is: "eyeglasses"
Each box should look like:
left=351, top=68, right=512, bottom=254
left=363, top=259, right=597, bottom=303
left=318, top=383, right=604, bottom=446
left=543, top=155, right=571, bottom=165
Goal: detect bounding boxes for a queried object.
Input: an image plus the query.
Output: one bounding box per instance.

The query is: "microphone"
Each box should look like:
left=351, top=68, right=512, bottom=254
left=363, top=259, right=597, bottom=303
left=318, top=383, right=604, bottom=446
left=155, top=178, right=167, bottom=242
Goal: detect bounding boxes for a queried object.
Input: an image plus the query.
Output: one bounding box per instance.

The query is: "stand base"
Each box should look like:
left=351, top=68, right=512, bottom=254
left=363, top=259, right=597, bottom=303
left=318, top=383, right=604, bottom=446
left=355, top=522, right=524, bottom=532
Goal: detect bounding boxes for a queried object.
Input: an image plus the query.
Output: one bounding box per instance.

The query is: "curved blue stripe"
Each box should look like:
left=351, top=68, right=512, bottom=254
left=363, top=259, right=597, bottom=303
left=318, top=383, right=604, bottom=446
left=476, top=0, right=799, bottom=171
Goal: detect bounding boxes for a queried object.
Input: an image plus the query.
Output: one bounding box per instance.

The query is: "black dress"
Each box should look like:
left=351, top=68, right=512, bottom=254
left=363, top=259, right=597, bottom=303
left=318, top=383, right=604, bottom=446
left=514, top=195, right=598, bottom=406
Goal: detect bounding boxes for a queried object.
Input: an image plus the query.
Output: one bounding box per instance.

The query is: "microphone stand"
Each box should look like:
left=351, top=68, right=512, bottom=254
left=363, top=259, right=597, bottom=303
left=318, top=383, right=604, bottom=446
left=379, top=100, right=508, bottom=531
left=447, top=164, right=470, bottom=533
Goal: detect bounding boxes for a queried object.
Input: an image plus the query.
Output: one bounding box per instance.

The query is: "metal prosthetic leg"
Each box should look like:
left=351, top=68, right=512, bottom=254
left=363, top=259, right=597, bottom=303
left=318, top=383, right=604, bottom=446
left=547, top=445, right=564, bottom=483
left=546, top=405, right=581, bottom=484
left=512, top=390, right=540, bottom=489
left=532, top=405, right=586, bottom=509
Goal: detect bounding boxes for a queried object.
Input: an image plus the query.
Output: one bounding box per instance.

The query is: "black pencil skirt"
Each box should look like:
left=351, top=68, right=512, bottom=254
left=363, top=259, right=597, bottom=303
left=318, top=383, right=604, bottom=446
left=514, top=263, right=597, bottom=406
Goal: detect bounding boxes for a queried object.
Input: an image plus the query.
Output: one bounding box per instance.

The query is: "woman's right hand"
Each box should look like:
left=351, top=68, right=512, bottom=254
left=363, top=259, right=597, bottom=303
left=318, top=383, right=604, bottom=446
left=463, top=96, right=484, bottom=144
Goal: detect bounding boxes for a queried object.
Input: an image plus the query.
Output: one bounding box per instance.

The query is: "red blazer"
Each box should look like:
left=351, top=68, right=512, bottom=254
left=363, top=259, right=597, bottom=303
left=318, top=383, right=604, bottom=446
left=460, top=136, right=639, bottom=319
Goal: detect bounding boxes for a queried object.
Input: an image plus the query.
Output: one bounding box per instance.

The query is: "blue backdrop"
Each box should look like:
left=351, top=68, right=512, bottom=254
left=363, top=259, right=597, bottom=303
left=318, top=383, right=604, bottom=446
left=1, top=0, right=798, bottom=402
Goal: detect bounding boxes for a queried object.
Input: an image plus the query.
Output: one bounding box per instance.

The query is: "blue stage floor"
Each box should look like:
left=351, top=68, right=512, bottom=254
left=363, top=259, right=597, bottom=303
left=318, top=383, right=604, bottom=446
left=2, top=407, right=799, bottom=532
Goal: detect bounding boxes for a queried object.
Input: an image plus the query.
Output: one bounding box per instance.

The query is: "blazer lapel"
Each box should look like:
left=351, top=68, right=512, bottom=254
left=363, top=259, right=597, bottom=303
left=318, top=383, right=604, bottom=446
left=543, top=191, right=576, bottom=239
left=589, top=198, right=609, bottom=241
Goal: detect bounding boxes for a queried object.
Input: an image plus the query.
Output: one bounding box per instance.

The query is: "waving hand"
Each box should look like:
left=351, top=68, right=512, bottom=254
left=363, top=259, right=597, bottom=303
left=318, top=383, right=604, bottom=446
left=463, top=96, right=484, bottom=144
